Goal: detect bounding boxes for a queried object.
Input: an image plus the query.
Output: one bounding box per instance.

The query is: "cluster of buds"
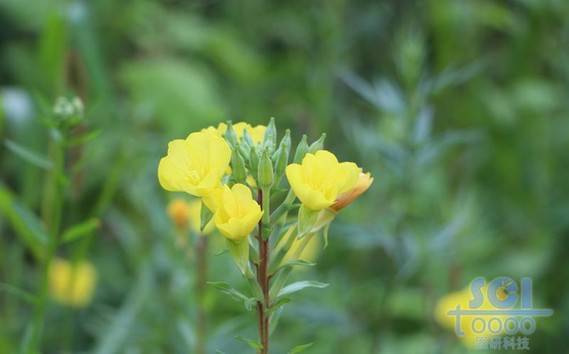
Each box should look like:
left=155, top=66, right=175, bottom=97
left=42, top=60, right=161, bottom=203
left=53, top=96, right=84, bottom=128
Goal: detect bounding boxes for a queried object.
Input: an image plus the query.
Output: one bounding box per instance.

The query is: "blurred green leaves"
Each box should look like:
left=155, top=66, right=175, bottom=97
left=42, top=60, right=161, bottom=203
left=120, top=59, right=224, bottom=135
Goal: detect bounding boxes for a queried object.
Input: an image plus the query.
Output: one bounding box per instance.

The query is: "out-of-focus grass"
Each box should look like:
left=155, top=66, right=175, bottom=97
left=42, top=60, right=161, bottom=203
left=1, top=0, right=568, bottom=353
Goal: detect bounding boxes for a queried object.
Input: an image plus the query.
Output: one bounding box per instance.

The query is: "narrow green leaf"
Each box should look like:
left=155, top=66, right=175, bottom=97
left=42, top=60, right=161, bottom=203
left=62, top=218, right=100, bottom=243
left=4, top=140, right=52, bottom=170
left=0, top=183, right=48, bottom=259
left=277, top=280, right=329, bottom=298
left=271, top=259, right=315, bottom=277
left=267, top=296, right=290, bottom=315
left=207, top=281, right=257, bottom=311
left=65, top=129, right=101, bottom=146
left=0, top=283, right=37, bottom=304
left=289, top=343, right=314, bottom=353
left=234, top=335, right=263, bottom=350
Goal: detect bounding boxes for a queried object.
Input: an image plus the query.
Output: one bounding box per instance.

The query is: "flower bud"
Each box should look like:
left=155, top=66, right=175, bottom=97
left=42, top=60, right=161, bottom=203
left=53, top=96, right=84, bottom=127
left=224, top=122, right=239, bottom=147
left=231, top=150, right=247, bottom=182
left=167, top=199, right=191, bottom=231
left=308, top=133, right=326, bottom=153
left=258, top=149, right=274, bottom=189
left=262, top=117, right=277, bottom=152
left=293, top=134, right=308, bottom=163
left=272, top=129, right=291, bottom=183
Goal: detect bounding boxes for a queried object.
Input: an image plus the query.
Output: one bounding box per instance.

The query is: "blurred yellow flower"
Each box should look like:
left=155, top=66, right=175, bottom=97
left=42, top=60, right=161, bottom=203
left=285, top=150, right=363, bottom=211
left=49, top=258, right=96, bottom=308
left=167, top=198, right=203, bottom=234
left=211, top=184, right=263, bottom=241
left=435, top=285, right=510, bottom=348
left=330, top=172, right=373, bottom=211
left=158, top=131, right=231, bottom=197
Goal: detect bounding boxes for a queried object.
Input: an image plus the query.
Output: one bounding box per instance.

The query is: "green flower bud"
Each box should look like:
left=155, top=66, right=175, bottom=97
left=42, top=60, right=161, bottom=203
left=293, top=134, right=308, bottom=163
left=224, top=122, right=239, bottom=147
left=249, top=145, right=260, bottom=176
left=258, top=149, right=274, bottom=189
left=262, top=117, right=277, bottom=152
left=308, top=133, right=326, bottom=153
left=242, top=129, right=255, bottom=148
left=53, top=96, right=84, bottom=128
left=231, top=150, right=247, bottom=182
left=272, top=129, right=291, bottom=184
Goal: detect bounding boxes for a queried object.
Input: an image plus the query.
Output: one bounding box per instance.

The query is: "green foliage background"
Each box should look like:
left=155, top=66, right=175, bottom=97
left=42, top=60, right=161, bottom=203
left=1, top=0, right=568, bottom=353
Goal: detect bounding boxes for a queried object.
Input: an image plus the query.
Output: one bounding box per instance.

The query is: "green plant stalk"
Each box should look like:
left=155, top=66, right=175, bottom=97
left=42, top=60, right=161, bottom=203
left=195, top=234, right=208, bottom=354
left=256, top=188, right=271, bottom=354
left=27, top=136, right=65, bottom=354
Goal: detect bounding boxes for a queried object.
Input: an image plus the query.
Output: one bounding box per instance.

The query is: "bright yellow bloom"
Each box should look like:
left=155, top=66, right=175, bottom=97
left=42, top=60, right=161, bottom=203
left=201, top=122, right=227, bottom=136
left=158, top=131, right=231, bottom=197
left=233, top=122, right=266, bottom=144
left=201, top=122, right=266, bottom=145
left=435, top=285, right=511, bottom=348
left=330, top=172, right=373, bottom=211
left=285, top=150, right=363, bottom=211
left=211, top=184, right=263, bottom=241
left=49, top=258, right=97, bottom=308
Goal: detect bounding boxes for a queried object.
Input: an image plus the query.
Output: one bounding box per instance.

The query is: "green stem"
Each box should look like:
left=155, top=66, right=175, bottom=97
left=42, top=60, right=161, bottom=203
left=195, top=235, right=208, bottom=354
left=256, top=188, right=271, bottom=354
left=27, top=135, right=65, bottom=354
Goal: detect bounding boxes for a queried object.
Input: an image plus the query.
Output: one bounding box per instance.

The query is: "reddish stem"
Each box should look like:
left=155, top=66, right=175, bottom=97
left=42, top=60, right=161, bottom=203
left=256, top=190, right=270, bottom=354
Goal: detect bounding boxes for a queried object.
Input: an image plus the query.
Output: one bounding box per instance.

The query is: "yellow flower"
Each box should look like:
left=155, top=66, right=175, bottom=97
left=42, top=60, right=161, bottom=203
left=49, top=258, right=97, bottom=308
left=330, top=172, right=373, bottom=211
left=435, top=285, right=511, bottom=348
left=285, top=150, right=363, bottom=211
left=211, top=184, right=263, bottom=241
left=167, top=198, right=204, bottom=232
left=201, top=122, right=266, bottom=145
left=201, top=122, right=227, bottom=136
left=233, top=122, right=266, bottom=144
left=158, top=131, right=231, bottom=197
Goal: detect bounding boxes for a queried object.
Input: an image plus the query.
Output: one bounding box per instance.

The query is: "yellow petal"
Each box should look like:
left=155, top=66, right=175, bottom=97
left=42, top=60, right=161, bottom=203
left=157, top=131, right=231, bottom=197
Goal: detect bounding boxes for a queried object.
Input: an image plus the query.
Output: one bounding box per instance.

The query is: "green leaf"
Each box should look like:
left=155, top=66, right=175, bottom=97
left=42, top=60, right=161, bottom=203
left=289, top=343, right=314, bottom=353
left=207, top=281, right=257, bottom=311
left=4, top=139, right=52, bottom=170
left=65, top=129, right=102, bottom=146
left=200, top=204, right=213, bottom=232
left=271, top=259, right=315, bottom=277
left=277, top=281, right=329, bottom=298
left=0, top=283, right=37, bottom=304
left=267, top=296, right=290, bottom=315
left=234, top=335, right=263, bottom=350
left=62, top=218, right=100, bottom=243
left=0, top=183, right=48, bottom=259
left=323, top=223, right=331, bottom=249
